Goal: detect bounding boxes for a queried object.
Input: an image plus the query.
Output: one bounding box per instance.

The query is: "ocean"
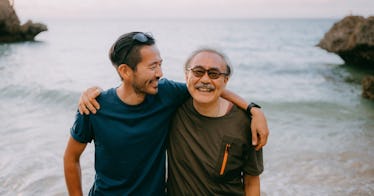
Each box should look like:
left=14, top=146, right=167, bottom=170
left=0, top=18, right=373, bottom=195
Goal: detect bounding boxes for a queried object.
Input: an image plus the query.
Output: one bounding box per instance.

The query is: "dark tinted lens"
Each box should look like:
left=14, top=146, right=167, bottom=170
left=191, top=67, right=206, bottom=77
left=207, top=70, right=221, bottom=79
left=190, top=66, right=226, bottom=79
left=133, top=33, right=148, bottom=42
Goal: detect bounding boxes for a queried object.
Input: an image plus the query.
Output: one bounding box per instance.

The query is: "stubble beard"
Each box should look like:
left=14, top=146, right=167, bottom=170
left=132, top=78, right=159, bottom=96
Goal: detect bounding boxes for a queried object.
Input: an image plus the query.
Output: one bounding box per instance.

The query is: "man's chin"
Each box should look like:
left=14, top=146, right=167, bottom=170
left=190, top=93, right=215, bottom=104
left=149, top=81, right=159, bottom=94
left=147, top=87, right=158, bottom=95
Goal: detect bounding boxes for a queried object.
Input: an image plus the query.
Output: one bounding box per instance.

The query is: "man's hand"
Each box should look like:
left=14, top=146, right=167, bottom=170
left=78, top=86, right=102, bottom=115
left=250, top=108, right=269, bottom=150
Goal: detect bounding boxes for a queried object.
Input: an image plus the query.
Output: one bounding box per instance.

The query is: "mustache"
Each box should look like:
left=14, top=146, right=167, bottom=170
left=194, top=83, right=215, bottom=90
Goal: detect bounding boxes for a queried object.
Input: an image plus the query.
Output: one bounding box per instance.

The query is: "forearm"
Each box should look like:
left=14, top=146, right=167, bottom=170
left=221, top=89, right=248, bottom=110
left=244, top=175, right=260, bottom=196
left=64, top=157, right=83, bottom=196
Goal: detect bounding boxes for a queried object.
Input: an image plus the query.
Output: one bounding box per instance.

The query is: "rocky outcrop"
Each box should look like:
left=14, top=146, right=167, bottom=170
left=318, top=15, right=374, bottom=100
left=317, top=15, right=374, bottom=67
left=362, top=76, right=374, bottom=99
left=0, top=0, right=47, bottom=42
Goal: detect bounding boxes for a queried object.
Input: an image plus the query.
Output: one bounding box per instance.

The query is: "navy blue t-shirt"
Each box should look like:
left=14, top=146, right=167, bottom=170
left=70, top=78, right=189, bottom=195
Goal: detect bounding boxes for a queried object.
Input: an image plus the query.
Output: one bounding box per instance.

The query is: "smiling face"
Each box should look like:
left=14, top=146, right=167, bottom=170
left=129, top=44, right=163, bottom=95
left=185, top=51, right=229, bottom=105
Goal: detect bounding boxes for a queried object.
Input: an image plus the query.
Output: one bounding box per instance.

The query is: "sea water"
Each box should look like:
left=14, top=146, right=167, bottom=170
left=0, top=18, right=373, bottom=195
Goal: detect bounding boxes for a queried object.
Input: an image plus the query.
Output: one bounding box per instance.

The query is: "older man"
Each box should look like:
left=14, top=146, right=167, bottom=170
left=167, top=48, right=263, bottom=195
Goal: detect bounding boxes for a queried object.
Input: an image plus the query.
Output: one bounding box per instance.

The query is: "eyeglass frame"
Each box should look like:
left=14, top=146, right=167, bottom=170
left=187, top=65, right=229, bottom=79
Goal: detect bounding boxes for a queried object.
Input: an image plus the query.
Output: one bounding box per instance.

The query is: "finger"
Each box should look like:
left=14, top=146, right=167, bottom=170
left=259, top=127, right=269, bottom=147
left=78, top=96, right=84, bottom=115
left=91, top=88, right=101, bottom=109
left=255, top=129, right=269, bottom=150
left=90, top=97, right=100, bottom=110
left=80, top=93, right=94, bottom=114
left=78, top=102, right=90, bottom=115
left=255, top=136, right=262, bottom=151
left=94, top=88, right=101, bottom=97
left=251, top=124, right=258, bottom=146
left=86, top=103, right=97, bottom=114
left=78, top=104, right=83, bottom=115
left=261, top=130, right=269, bottom=147
left=82, top=105, right=90, bottom=115
left=78, top=105, right=83, bottom=115
left=83, top=95, right=96, bottom=114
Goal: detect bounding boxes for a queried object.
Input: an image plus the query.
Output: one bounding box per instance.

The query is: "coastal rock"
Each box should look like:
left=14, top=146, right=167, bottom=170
left=362, top=76, right=374, bottom=100
left=0, top=0, right=47, bottom=42
left=317, top=15, right=374, bottom=67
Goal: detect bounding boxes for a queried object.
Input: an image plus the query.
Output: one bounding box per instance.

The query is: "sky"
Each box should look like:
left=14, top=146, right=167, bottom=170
left=12, top=0, right=374, bottom=21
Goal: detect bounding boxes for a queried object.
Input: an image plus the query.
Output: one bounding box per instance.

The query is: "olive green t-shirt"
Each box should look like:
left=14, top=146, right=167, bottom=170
left=167, top=98, right=263, bottom=195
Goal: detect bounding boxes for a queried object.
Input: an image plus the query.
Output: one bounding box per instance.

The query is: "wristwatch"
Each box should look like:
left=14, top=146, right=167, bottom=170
left=246, top=102, right=261, bottom=117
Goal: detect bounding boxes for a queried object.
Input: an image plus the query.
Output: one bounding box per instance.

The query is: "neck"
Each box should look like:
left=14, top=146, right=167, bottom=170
left=116, top=83, right=146, bottom=105
left=193, top=98, right=229, bottom=117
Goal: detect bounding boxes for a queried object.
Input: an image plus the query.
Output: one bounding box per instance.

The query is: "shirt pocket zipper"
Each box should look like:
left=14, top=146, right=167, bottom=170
left=219, top=143, right=231, bottom=175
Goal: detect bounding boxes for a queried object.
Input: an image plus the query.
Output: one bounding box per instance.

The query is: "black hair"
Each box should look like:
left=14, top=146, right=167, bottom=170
left=109, top=32, right=155, bottom=70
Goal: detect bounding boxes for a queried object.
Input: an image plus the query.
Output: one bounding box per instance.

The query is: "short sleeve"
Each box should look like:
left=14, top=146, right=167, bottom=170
left=70, top=111, right=94, bottom=143
left=243, top=147, right=264, bottom=176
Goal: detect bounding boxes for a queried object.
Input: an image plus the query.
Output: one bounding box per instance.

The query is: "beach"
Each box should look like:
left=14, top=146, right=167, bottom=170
left=0, top=18, right=373, bottom=195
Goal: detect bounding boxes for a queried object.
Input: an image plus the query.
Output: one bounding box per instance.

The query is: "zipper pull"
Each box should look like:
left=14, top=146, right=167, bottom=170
left=219, top=144, right=231, bottom=175
left=225, top=143, right=231, bottom=152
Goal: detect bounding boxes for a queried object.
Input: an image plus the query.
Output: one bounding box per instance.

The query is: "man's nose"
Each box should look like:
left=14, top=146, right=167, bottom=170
left=199, top=71, right=211, bottom=82
left=155, top=65, right=163, bottom=78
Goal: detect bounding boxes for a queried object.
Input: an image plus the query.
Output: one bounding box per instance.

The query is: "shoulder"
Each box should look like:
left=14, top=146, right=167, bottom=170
left=96, top=88, right=118, bottom=104
left=231, top=105, right=251, bottom=123
left=157, top=78, right=189, bottom=106
left=98, top=88, right=116, bottom=98
left=158, top=78, right=186, bottom=91
left=225, top=105, right=252, bottom=139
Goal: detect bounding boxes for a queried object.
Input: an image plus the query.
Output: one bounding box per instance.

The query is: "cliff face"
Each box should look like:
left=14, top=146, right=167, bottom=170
left=362, top=76, right=374, bottom=99
left=0, top=0, right=47, bottom=42
left=318, top=15, right=374, bottom=100
left=317, top=15, right=374, bottom=67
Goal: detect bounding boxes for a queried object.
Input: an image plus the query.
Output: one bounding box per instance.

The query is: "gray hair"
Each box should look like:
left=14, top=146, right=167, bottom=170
left=184, top=48, right=232, bottom=77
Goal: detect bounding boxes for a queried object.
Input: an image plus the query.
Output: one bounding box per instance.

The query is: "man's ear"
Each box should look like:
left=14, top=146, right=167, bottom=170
left=224, top=76, right=229, bottom=84
left=118, top=64, right=132, bottom=79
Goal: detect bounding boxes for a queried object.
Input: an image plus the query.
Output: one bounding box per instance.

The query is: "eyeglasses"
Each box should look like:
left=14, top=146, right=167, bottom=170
left=188, top=66, right=228, bottom=79
left=120, top=32, right=151, bottom=64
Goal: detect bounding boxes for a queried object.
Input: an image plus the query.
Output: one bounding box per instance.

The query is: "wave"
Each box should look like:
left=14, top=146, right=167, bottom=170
left=0, top=83, right=81, bottom=109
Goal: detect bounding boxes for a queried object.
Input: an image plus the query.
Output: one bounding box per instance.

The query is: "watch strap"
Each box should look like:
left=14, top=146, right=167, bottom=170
left=246, top=102, right=261, bottom=117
